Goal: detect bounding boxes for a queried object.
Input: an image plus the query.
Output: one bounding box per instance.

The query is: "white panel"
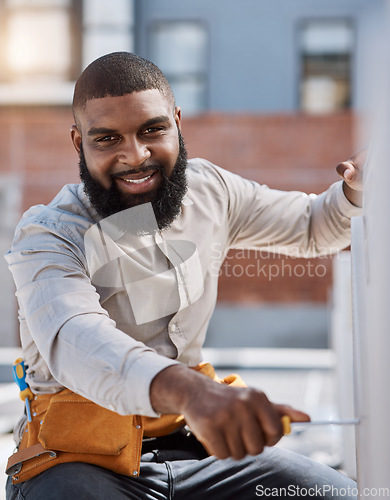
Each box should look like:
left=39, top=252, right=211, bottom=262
left=151, top=23, right=207, bottom=74
left=171, top=80, right=206, bottom=115
left=301, top=21, right=353, bottom=55
left=0, top=175, right=21, bottom=347
left=0, top=81, right=74, bottom=105
left=81, top=0, right=135, bottom=70
left=6, top=0, right=69, bottom=6
left=301, top=77, right=339, bottom=113
left=352, top=3, right=390, bottom=490
left=331, top=252, right=356, bottom=478
left=6, top=9, right=71, bottom=76
left=83, top=0, right=134, bottom=27
left=82, top=31, right=134, bottom=69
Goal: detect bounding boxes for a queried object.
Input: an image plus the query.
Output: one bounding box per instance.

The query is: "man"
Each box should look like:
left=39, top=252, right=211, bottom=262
left=5, top=52, right=362, bottom=499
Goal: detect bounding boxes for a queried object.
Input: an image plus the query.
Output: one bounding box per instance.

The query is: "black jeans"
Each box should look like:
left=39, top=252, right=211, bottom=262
left=6, top=446, right=357, bottom=500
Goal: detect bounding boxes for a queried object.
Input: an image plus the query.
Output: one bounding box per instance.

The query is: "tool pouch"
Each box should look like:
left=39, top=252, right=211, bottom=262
left=6, top=363, right=246, bottom=484
left=6, top=389, right=143, bottom=484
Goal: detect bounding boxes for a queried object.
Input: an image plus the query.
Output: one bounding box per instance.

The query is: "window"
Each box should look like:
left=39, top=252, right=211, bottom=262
left=149, top=21, right=208, bottom=115
left=299, top=19, right=353, bottom=113
left=0, top=0, right=136, bottom=104
left=0, top=0, right=81, bottom=103
left=0, top=174, right=21, bottom=346
left=1, top=0, right=81, bottom=83
left=82, top=0, right=134, bottom=68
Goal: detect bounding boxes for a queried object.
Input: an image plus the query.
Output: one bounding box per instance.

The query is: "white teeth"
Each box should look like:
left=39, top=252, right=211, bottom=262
left=123, top=175, right=152, bottom=184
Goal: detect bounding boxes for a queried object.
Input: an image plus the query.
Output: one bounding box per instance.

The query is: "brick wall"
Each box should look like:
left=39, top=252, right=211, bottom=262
left=183, top=112, right=354, bottom=303
left=0, top=107, right=79, bottom=211
left=0, top=107, right=354, bottom=304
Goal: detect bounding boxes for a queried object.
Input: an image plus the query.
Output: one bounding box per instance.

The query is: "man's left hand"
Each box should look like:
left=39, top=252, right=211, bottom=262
left=336, top=148, right=366, bottom=207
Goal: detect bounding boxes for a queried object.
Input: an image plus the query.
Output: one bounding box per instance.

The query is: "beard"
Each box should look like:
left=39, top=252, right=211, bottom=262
left=79, top=130, right=188, bottom=230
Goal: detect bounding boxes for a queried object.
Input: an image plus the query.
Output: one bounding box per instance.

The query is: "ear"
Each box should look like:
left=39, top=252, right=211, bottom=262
left=174, top=106, right=182, bottom=131
left=70, top=125, right=82, bottom=154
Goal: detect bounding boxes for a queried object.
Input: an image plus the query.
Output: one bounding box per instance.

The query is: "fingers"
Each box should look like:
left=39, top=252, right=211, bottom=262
left=153, top=366, right=309, bottom=461
left=224, top=427, right=248, bottom=460
left=336, top=158, right=363, bottom=206
left=275, top=403, right=311, bottom=423
left=226, top=397, right=272, bottom=459
left=225, top=389, right=284, bottom=452
left=276, top=404, right=311, bottom=435
left=200, top=429, right=229, bottom=460
left=336, top=150, right=364, bottom=192
left=251, top=391, right=284, bottom=447
left=199, top=416, right=269, bottom=461
left=336, top=160, right=355, bottom=183
left=182, top=379, right=309, bottom=461
left=240, top=410, right=267, bottom=455
left=187, top=387, right=288, bottom=460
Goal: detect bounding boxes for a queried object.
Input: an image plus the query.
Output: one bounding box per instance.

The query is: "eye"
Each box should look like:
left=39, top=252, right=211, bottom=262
left=97, top=135, right=118, bottom=142
left=143, top=127, right=165, bottom=135
left=94, top=135, right=121, bottom=148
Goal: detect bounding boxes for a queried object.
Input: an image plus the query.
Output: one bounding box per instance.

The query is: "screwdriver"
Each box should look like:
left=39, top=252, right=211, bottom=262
left=281, top=415, right=359, bottom=435
left=12, top=358, right=33, bottom=422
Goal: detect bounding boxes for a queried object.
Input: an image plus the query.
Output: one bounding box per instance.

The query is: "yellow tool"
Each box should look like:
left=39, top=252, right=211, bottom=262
left=12, top=358, right=33, bottom=422
left=282, top=415, right=359, bottom=435
left=281, top=415, right=292, bottom=435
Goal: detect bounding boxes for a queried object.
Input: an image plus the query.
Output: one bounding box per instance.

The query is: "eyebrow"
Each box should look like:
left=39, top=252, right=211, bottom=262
left=143, top=115, right=170, bottom=127
left=87, top=127, right=116, bottom=137
left=87, top=115, right=171, bottom=137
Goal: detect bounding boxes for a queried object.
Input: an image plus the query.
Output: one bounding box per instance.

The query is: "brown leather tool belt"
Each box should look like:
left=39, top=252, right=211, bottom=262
left=6, top=389, right=144, bottom=484
left=6, top=363, right=245, bottom=484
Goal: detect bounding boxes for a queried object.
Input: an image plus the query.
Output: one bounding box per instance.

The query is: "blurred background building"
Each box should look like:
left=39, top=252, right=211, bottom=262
left=0, top=0, right=384, bottom=348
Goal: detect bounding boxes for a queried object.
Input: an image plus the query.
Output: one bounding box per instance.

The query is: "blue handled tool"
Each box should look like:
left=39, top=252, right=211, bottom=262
left=12, top=358, right=33, bottom=422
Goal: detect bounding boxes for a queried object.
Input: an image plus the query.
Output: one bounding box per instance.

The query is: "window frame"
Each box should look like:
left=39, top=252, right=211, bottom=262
left=147, top=19, right=210, bottom=115
left=296, top=17, right=355, bottom=113
left=0, top=0, right=82, bottom=104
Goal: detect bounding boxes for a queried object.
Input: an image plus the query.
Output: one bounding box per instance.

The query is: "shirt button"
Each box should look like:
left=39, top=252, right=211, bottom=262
left=133, top=471, right=138, bottom=476
left=170, top=324, right=177, bottom=332
left=135, top=425, right=141, bottom=430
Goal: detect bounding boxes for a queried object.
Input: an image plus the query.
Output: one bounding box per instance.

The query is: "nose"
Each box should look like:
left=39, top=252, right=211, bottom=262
left=117, top=137, right=151, bottom=168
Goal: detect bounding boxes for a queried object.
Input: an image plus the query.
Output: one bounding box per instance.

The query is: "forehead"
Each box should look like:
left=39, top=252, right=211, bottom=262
left=77, top=89, right=174, bottom=131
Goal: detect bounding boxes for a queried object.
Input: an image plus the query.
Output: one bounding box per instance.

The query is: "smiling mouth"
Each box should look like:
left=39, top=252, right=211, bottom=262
left=122, top=174, right=153, bottom=184
left=115, top=168, right=158, bottom=183
left=114, top=169, right=161, bottom=195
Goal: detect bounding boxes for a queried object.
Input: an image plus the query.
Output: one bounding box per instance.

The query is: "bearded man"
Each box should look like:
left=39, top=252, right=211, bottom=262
left=5, top=52, right=362, bottom=499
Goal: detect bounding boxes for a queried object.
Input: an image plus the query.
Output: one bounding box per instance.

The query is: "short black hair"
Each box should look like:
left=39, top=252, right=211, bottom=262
left=72, top=52, right=175, bottom=122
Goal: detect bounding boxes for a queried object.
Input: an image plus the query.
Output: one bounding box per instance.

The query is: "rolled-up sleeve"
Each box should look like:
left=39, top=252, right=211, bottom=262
left=5, top=217, right=178, bottom=416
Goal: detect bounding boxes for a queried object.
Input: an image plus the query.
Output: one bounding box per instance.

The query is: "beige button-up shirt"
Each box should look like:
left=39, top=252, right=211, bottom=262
left=5, top=158, right=361, bottom=420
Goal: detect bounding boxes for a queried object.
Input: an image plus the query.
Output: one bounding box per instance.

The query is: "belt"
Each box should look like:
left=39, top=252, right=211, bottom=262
left=141, top=427, right=208, bottom=459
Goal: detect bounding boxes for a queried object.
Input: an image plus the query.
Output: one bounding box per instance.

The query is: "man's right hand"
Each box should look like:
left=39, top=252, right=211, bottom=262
left=149, top=364, right=310, bottom=460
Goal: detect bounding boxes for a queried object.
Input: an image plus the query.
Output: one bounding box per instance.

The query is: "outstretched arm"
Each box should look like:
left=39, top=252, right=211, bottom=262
left=150, top=364, right=309, bottom=460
